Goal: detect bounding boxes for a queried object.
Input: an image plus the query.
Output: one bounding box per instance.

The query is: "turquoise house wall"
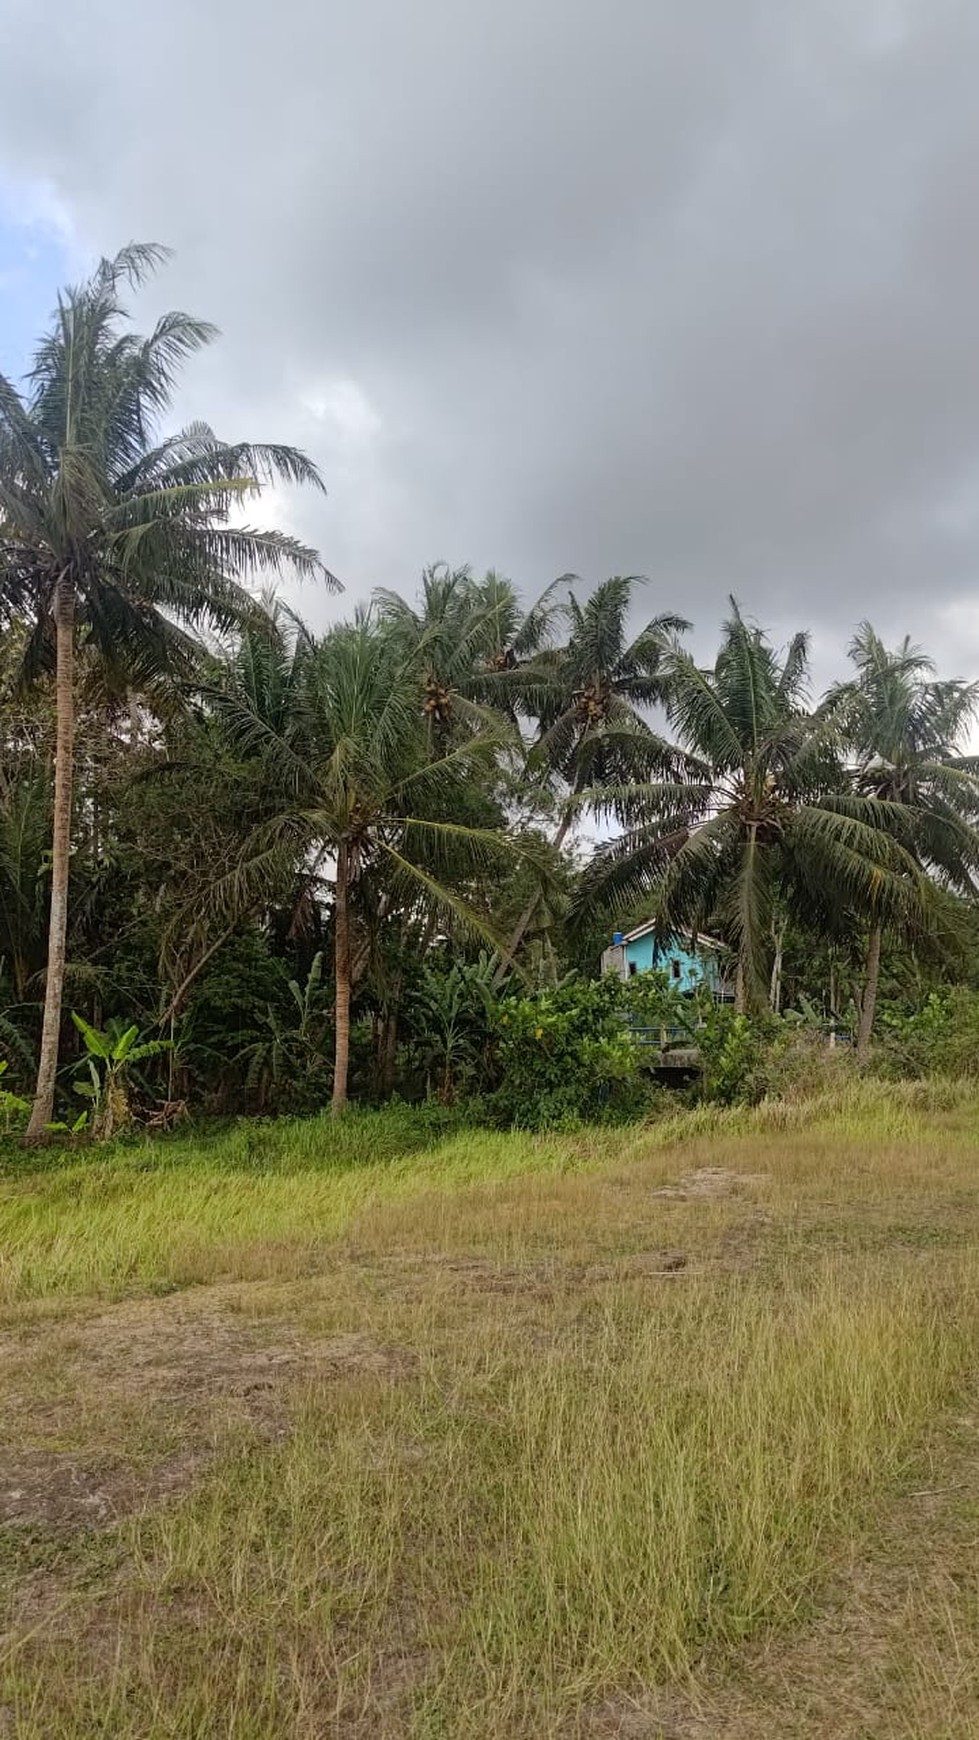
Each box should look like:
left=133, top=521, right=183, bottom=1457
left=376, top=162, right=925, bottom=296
left=623, top=934, right=721, bottom=994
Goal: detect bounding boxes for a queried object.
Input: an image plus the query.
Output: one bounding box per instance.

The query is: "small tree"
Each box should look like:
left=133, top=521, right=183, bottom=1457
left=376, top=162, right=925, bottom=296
left=71, top=1013, right=171, bottom=1141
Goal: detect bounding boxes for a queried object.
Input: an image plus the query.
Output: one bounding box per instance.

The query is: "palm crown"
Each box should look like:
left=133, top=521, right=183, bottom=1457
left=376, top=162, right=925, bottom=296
left=532, top=574, right=690, bottom=801
left=826, top=624, right=979, bottom=888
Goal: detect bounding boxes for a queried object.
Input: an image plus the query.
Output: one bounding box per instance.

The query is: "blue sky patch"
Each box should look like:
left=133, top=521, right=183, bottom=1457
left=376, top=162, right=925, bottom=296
left=0, top=185, right=76, bottom=381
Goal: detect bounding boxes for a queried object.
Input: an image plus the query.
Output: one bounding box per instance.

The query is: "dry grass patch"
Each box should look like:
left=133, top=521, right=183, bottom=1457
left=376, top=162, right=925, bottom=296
left=1, top=1088, right=979, bottom=1734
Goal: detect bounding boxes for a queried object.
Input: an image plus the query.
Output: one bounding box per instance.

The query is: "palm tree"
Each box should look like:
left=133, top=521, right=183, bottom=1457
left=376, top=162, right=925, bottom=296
left=497, top=574, right=689, bottom=974
left=577, top=602, right=929, bottom=1012
left=0, top=244, right=333, bottom=1140
left=207, top=611, right=520, bottom=1112
left=825, top=625, right=979, bottom=1054
left=467, top=568, right=565, bottom=698
left=375, top=563, right=561, bottom=753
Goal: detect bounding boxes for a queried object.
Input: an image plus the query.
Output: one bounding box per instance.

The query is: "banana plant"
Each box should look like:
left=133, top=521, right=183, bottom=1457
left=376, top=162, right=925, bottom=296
left=409, top=952, right=498, bottom=1104
left=236, top=952, right=332, bottom=1112
left=71, top=1013, right=171, bottom=1141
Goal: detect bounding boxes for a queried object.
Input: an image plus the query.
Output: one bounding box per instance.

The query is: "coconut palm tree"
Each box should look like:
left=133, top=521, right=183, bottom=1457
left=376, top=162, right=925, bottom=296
left=576, top=602, right=930, bottom=1012
left=496, top=574, right=690, bottom=974
left=206, top=610, right=520, bottom=1112
left=0, top=243, right=334, bottom=1140
left=375, top=563, right=562, bottom=753
left=824, top=624, right=979, bottom=1054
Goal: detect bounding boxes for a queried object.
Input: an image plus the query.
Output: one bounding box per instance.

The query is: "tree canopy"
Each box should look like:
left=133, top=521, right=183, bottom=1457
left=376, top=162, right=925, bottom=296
left=3, top=255, right=979, bottom=1134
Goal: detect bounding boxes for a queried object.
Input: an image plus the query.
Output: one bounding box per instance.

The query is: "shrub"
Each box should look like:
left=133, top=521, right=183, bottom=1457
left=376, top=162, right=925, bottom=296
left=486, top=975, right=650, bottom=1129
left=874, top=987, right=979, bottom=1080
left=749, top=1027, right=856, bottom=1103
left=694, top=1005, right=768, bottom=1106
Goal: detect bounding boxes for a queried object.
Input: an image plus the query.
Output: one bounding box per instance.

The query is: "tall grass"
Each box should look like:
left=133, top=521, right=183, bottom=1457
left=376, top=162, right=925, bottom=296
left=7, top=1259, right=970, bottom=1736
left=0, top=1115, right=572, bottom=1305
left=2, top=1081, right=977, bottom=1307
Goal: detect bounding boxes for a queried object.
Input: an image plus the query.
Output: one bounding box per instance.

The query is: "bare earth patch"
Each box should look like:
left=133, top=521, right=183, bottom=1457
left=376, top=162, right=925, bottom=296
left=370, top=1250, right=690, bottom=1297
left=0, top=1445, right=207, bottom=1530
left=0, top=1294, right=417, bottom=1533
left=653, top=1167, right=768, bottom=1200
left=0, top=1291, right=417, bottom=1408
left=572, top=1689, right=718, bottom=1738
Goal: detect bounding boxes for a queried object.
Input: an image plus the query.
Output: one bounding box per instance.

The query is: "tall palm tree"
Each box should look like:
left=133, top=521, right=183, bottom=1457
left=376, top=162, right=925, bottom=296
left=576, top=602, right=929, bottom=1012
left=375, top=563, right=561, bottom=753
left=207, top=611, right=519, bottom=1112
left=0, top=244, right=333, bottom=1140
left=825, top=625, right=979, bottom=1054
left=497, top=574, right=689, bottom=973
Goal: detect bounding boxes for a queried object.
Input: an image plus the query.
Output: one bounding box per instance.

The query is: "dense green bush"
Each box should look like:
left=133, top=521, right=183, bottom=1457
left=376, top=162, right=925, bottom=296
left=486, top=974, right=652, bottom=1129
left=874, top=988, right=979, bottom=1080
left=694, top=1006, right=767, bottom=1105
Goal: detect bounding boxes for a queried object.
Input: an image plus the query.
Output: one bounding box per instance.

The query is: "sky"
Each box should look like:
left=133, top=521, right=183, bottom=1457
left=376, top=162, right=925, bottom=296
left=3, top=0, right=979, bottom=692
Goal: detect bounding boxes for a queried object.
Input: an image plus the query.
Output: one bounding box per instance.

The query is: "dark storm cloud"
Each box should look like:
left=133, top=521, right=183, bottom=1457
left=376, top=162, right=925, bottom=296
left=3, top=0, right=979, bottom=680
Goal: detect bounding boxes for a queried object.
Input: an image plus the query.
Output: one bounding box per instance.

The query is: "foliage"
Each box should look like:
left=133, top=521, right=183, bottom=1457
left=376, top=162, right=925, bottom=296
left=70, top=1011, right=171, bottom=1140
left=617, top=965, right=708, bottom=1034
left=487, top=974, right=649, bottom=1129
left=0, top=1059, right=30, bottom=1133
left=406, top=952, right=498, bottom=1103
left=577, top=601, right=935, bottom=1013
left=236, top=952, right=332, bottom=1114
left=692, top=1006, right=769, bottom=1106
left=825, top=624, right=979, bottom=1048
left=874, top=987, right=979, bottom=1081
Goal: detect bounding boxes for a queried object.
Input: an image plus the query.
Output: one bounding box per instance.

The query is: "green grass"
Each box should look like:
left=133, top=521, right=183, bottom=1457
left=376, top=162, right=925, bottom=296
left=3, top=1084, right=979, bottom=1734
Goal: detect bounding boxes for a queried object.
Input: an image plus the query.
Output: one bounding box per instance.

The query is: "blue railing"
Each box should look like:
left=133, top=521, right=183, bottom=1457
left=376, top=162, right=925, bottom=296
left=625, top=1023, right=699, bottom=1050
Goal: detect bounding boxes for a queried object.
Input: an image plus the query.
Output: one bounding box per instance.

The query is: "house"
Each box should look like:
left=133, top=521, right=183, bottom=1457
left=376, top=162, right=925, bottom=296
left=600, top=920, right=729, bottom=999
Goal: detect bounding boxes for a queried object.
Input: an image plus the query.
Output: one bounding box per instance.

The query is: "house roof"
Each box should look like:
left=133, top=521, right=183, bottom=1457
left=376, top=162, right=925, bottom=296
left=617, top=920, right=726, bottom=953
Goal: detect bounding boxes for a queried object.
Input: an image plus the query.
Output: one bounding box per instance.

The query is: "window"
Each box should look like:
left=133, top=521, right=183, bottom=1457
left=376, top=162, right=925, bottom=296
left=671, top=959, right=682, bottom=982
left=628, top=961, right=638, bottom=977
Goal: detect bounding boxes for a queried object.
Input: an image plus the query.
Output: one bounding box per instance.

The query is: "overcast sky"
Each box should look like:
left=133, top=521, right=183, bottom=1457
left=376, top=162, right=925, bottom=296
left=3, top=0, right=979, bottom=690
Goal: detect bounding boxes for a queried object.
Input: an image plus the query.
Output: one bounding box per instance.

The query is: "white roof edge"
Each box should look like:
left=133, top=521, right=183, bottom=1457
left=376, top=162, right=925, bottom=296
left=617, top=919, right=726, bottom=951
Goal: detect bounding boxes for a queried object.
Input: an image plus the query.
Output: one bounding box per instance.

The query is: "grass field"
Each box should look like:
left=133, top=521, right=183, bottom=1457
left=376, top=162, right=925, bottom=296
left=2, top=1082, right=979, bottom=1736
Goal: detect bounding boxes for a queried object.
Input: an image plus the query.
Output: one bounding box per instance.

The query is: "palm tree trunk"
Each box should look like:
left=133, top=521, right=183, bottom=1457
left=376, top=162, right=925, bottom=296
left=494, top=809, right=571, bottom=986
left=25, top=575, right=75, bottom=1144
left=856, top=923, right=882, bottom=1060
left=332, top=842, right=351, bottom=1116
left=379, top=1008, right=399, bottom=1097
left=734, top=955, right=747, bottom=1016
left=769, top=918, right=786, bottom=1014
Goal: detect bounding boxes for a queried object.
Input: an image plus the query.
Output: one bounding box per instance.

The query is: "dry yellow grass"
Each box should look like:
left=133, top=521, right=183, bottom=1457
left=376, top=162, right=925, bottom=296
left=2, top=1083, right=979, bottom=1735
